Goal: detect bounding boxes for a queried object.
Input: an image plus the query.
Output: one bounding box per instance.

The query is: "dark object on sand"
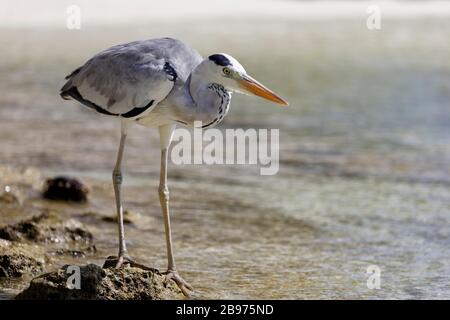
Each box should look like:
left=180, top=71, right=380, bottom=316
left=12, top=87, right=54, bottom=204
left=15, top=263, right=183, bottom=300
left=0, top=252, right=43, bottom=278
left=0, top=240, right=43, bottom=278
left=42, top=176, right=88, bottom=203
left=0, top=212, right=93, bottom=245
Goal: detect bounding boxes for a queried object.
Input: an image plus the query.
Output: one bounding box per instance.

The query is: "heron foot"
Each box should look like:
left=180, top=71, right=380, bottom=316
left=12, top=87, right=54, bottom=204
left=103, top=255, right=157, bottom=272
left=164, top=270, right=193, bottom=297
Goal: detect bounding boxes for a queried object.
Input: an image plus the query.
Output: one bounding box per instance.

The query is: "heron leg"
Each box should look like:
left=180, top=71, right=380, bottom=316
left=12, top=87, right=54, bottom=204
left=112, top=129, right=130, bottom=268
left=159, top=147, right=193, bottom=296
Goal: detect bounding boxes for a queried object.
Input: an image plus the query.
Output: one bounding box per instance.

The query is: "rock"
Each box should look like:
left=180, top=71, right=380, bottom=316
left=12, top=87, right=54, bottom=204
left=101, top=216, right=132, bottom=225
left=79, top=210, right=155, bottom=229
left=81, top=210, right=157, bottom=230
left=0, top=212, right=93, bottom=246
left=15, top=263, right=183, bottom=300
left=0, top=240, right=44, bottom=278
left=42, top=176, right=88, bottom=203
left=0, top=213, right=96, bottom=279
left=100, top=210, right=135, bottom=225
left=0, top=253, right=43, bottom=278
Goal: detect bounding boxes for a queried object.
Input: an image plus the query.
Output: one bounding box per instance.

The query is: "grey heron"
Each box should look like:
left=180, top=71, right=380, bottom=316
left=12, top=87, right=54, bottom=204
left=60, top=37, right=288, bottom=296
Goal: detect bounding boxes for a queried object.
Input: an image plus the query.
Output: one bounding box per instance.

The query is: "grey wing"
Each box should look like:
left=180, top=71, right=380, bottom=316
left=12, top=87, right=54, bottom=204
left=60, top=38, right=202, bottom=118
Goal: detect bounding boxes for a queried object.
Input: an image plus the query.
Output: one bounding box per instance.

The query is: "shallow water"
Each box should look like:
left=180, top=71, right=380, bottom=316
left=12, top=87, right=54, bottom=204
left=0, top=19, right=450, bottom=299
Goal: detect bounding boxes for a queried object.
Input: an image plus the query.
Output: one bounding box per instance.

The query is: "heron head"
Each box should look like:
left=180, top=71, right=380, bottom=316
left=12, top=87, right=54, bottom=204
left=206, top=53, right=288, bottom=106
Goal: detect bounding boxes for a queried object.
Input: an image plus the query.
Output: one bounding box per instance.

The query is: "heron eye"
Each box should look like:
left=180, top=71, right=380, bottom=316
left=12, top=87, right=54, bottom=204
left=223, top=68, right=231, bottom=76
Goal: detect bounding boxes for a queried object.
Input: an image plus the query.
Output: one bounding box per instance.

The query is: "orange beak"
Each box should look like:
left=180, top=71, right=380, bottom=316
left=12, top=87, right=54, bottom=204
left=238, top=74, right=289, bottom=106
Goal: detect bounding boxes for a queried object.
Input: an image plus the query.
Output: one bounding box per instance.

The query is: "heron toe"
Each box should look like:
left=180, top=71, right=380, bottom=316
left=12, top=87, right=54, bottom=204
left=103, top=255, right=156, bottom=272
left=164, top=270, right=193, bottom=297
left=103, top=255, right=132, bottom=269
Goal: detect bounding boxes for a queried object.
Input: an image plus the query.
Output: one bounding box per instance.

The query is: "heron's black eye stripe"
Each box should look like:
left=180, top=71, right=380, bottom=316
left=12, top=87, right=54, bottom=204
left=209, top=54, right=231, bottom=66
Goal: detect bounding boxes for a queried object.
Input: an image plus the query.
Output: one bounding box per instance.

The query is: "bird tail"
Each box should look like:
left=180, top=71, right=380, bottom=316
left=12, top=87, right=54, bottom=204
left=60, top=66, right=83, bottom=100
left=60, top=92, right=72, bottom=100
left=60, top=85, right=74, bottom=100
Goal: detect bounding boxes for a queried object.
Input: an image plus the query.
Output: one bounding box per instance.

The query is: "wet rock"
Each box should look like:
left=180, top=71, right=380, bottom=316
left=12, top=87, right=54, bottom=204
left=0, top=240, right=44, bottom=278
left=79, top=210, right=154, bottom=228
left=0, top=253, right=43, bottom=278
left=15, top=263, right=183, bottom=300
left=42, top=176, right=88, bottom=203
left=101, top=210, right=134, bottom=225
left=0, top=212, right=93, bottom=245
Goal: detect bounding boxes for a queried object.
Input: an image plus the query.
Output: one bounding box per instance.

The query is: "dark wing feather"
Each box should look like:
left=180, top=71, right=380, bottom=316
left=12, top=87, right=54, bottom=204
left=61, top=38, right=202, bottom=117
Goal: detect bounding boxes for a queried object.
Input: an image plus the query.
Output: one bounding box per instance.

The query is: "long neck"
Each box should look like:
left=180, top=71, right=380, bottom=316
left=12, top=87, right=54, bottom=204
left=189, top=62, right=217, bottom=106
left=184, top=65, right=231, bottom=128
